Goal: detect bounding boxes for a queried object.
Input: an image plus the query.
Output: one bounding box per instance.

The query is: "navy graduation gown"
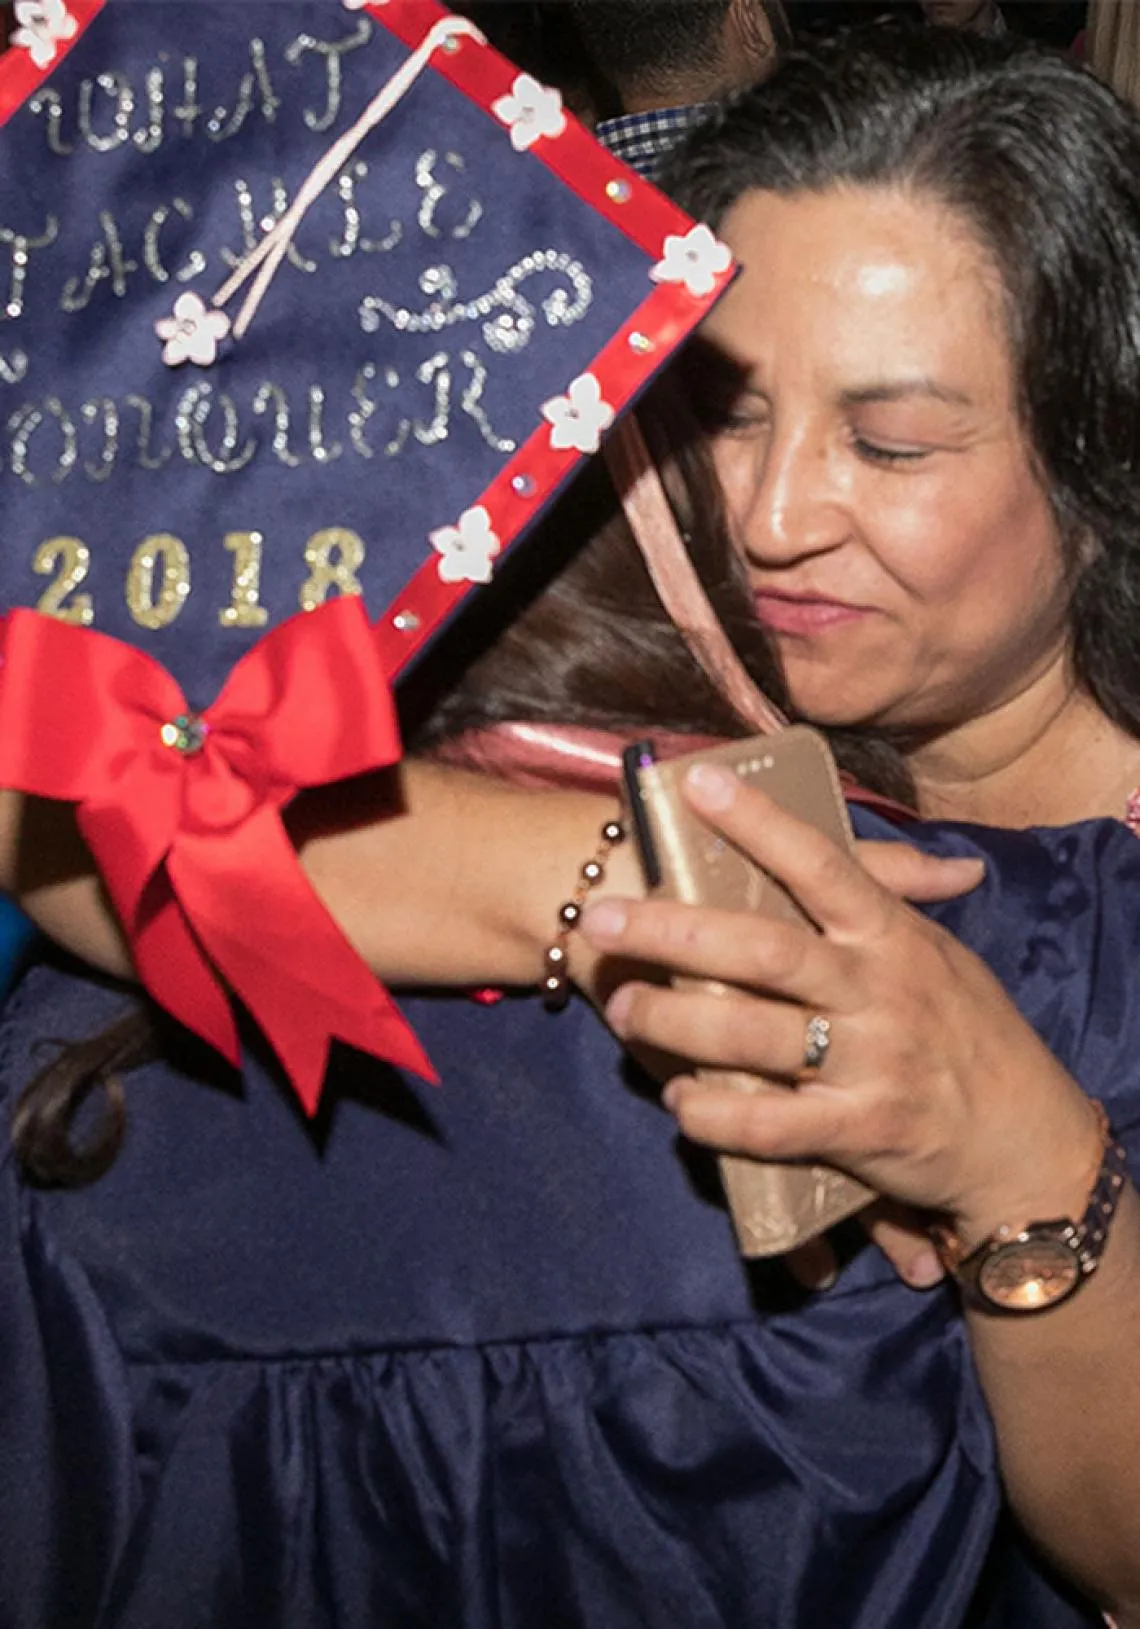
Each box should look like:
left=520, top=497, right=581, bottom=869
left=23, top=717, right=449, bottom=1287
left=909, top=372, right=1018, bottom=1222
left=0, top=806, right=1134, bottom=1628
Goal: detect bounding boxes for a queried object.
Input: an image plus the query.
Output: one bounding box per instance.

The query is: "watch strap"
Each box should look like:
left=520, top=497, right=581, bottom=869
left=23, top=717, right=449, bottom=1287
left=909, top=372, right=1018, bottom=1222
left=1070, top=1131, right=1130, bottom=1274
left=934, top=1101, right=1129, bottom=1309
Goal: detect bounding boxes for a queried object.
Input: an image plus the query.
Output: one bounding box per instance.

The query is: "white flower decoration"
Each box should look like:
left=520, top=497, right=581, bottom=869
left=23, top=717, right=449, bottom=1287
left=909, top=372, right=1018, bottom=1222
left=430, top=505, right=502, bottom=585
left=650, top=224, right=733, bottom=299
left=12, top=0, right=78, bottom=69
left=491, top=74, right=567, bottom=153
left=155, top=292, right=232, bottom=369
left=341, top=0, right=372, bottom=9
left=541, top=374, right=615, bottom=455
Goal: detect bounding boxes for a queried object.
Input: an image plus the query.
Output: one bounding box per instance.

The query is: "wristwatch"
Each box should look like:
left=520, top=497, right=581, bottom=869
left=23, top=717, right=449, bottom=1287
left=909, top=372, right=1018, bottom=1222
left=933, top=1103, right=1130, bottom=1314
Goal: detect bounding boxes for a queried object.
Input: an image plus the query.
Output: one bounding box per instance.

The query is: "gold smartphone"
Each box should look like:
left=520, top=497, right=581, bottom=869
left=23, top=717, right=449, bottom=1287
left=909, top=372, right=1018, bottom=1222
left=622, top=725, right=873, bottom=1257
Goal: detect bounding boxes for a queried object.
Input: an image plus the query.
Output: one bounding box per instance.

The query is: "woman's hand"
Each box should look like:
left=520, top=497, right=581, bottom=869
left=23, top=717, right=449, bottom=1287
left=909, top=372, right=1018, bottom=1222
left=580, top=762, right=1103, bottom=1246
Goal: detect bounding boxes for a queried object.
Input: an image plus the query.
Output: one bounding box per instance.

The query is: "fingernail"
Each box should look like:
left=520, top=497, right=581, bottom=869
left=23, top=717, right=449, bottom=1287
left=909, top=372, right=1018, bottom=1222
left=580, top=899, right=628, bottom=941
left=662, top=1078, right=683, bottom=1113
left=685, top=762, right=736, bottom=810
left=906, top=1247, right=945, bottom=1289
left=946, top=858, right=986, bottom=880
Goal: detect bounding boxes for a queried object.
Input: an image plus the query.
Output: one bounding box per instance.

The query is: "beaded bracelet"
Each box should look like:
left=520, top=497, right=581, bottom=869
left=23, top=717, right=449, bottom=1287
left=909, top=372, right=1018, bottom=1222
left=543, top=817, right=626, bottom=1011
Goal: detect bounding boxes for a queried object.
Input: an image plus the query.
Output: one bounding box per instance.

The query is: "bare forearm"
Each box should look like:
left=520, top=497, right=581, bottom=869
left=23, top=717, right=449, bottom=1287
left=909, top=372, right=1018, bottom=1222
left=966, top=1184, right=1140, bottom=1620
left=0, top=788, right=133, bottom=976
left=0, top=766, right=638, bottom=990
left=292, top=758, right=636, bottom=986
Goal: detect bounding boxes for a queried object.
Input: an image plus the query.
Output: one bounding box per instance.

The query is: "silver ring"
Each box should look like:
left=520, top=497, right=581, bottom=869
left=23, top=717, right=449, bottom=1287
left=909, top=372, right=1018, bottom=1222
left=802, top=1014, right=831, bottom=1073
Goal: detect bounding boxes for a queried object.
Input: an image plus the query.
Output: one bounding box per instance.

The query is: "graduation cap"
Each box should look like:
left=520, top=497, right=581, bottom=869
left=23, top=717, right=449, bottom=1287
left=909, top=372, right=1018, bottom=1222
left=0, top=0, right=736, bottom=1109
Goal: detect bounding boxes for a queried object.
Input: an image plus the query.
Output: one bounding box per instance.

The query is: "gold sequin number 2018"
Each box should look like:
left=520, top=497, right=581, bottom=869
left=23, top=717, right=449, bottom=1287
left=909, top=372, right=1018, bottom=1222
left=30, top=528, right=367, bottom=630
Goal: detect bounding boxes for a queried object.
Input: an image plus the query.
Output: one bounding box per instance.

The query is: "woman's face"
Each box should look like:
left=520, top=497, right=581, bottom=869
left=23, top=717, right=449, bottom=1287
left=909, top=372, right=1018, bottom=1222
left=703, top=185, right=1072, bottom=734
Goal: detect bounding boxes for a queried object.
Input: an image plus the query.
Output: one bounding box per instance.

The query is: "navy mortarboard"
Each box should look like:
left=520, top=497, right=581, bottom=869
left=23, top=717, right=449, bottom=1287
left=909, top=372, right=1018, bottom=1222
left=0, top=0, right=733, bottom=1109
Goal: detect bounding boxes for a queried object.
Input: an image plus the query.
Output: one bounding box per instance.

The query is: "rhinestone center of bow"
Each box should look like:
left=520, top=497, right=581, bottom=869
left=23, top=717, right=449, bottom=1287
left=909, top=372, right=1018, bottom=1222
left=160, top=713, right=208, bottom=755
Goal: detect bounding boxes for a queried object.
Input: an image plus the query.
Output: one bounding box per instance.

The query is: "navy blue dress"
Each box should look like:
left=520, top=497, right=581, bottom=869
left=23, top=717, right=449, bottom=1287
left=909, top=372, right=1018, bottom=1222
left=0, top=807, right=1133, bottom=1628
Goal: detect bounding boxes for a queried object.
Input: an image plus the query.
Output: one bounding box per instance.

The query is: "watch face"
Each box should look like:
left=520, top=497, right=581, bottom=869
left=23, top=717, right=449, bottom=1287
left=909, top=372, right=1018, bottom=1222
left=977, top=1235, right=1082, bottom=1312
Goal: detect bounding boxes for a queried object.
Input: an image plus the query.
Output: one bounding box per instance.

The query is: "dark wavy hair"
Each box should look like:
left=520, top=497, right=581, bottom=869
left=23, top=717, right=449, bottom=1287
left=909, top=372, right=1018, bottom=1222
left=662, top=26, right=1140, bottom=742
left=17, top=375, right=910, bottom=1187
left=406, top=375, right=784, bottom=747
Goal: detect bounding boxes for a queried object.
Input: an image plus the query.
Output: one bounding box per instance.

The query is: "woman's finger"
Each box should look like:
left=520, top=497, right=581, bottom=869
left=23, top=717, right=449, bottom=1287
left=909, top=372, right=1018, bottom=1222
left=606, top=979, right=841, bottom=1076
left=683, top=765, right=901, bottom=940
left=784, top=1206, right=945, bottom=1294
left=860, top=1200, right=945, bottom=1288
left=582, top=897, right=848, bottom=1010
left=856, top=841, right=985, bottom=905
left=661, top=1073, right=852, bottom=1165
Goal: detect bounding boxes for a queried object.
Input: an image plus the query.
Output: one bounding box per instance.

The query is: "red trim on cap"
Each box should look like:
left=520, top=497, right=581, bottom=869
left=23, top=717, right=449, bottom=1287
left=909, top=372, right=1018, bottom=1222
left=0, top=0, right=105, bottom=127
left=375, top=279, right=722, bottom=680
left=364, top=0, right=733, bottom=677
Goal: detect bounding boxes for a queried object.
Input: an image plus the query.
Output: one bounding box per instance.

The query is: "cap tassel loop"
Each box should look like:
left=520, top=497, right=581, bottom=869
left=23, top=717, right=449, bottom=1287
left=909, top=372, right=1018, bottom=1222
left=604, top=414, right=786, bottom=737
left=209, top=14, right=486, bottom=344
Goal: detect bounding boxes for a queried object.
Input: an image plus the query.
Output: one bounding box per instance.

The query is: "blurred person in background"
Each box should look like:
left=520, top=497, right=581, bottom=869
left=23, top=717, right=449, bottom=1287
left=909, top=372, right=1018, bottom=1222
left=920, top=0, right=1007, bottom=34
left=568, top=0, right=787, bottom=177
left=1086, top=0, right=1140, bottom=103
left=790, top=2, right=1084, bottom=46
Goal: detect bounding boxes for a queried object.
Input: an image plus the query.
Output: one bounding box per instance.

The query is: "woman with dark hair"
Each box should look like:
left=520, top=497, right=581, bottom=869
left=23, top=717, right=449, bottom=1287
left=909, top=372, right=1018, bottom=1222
left=662, top=27, right=1140, bottom=832
left=555, top=24, right=1140, bottom=1627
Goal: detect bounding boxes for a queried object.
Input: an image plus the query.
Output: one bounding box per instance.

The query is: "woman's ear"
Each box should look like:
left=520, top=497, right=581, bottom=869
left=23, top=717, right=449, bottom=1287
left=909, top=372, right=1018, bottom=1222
left=1063, top=519, right=1103, bottom=581
left=1076, top=526, right=1102, bottom=571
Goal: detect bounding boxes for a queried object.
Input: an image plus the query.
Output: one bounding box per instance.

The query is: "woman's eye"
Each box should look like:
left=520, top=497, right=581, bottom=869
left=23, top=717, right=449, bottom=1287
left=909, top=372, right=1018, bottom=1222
left=853, top=437, right=931, bottom=466
left=705, top=401, right=769, bottom=436
left=695, top=382, right=769, bottom=437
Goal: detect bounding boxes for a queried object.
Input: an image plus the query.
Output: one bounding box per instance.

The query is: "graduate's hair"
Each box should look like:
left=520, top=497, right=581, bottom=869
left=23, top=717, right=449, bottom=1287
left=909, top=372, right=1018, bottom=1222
left=406, top=372, right=784, bottom=748
left=663, top=25, right=1140, bottom=743
left=15, top=372, right=909, bottom=1189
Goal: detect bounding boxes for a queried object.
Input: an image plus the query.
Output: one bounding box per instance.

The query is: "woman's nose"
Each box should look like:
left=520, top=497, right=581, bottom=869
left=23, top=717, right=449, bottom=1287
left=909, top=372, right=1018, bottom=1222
left=731, top=428, right=850, bottom=569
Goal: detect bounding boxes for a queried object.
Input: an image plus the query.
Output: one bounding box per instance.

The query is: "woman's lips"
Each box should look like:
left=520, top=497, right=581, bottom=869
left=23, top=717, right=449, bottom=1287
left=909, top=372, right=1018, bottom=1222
left=753, top=591, right=869, bottom=636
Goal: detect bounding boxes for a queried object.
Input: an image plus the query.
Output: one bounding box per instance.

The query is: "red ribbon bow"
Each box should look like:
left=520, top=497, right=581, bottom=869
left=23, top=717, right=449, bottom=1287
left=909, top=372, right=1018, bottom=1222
left=0, top=600, right=436, bottom=1112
